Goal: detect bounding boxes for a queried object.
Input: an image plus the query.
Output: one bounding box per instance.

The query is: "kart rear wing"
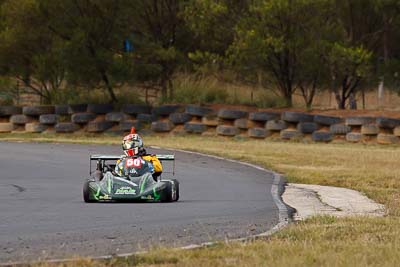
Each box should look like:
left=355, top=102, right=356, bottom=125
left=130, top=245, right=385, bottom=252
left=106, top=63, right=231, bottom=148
left=89, top=154, right=175, bottom=176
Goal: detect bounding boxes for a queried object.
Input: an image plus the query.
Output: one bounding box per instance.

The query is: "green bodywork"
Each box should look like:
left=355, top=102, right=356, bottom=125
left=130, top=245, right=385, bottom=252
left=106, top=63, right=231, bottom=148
left=86, top=172, right=168, bottom=202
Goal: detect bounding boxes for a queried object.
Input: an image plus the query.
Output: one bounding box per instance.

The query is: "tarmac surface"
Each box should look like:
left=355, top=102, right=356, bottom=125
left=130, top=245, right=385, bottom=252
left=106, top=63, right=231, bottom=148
left=0, top=142, right=279, bottom=263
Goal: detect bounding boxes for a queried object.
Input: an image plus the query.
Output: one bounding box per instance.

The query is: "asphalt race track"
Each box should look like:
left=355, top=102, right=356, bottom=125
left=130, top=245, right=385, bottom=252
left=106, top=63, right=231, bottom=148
left=0, top=142, right=279, bottom=263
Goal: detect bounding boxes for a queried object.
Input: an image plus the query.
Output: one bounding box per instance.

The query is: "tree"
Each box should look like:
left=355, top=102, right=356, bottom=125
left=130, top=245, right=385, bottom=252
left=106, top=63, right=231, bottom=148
left=230, top=0, right=335, bottom=107
left=0, top=0, right=65, bottom=104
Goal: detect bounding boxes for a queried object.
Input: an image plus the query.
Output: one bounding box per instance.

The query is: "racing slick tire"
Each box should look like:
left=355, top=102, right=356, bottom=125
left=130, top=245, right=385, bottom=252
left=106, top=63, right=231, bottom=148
left=83, top=179, right=95, bottom=203
left=313, top=115, right=342, bottom=126
left=249, top=111, right=280, bottom=122
left=281, top=111, right=314, bottom=123
left=162, top=179, right=179, bottom=202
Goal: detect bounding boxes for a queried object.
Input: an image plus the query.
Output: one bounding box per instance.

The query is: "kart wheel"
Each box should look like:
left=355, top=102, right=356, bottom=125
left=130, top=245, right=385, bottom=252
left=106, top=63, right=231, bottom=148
left=83, top=179, right=95, bottom=203
left=172, top=179, right=180, bottom=201
left=163, top=179, right=179, bottom=202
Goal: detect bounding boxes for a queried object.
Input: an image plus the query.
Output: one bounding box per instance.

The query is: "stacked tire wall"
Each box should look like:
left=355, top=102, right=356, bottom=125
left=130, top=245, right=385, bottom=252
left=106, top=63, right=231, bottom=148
left=1, top=104, right=400, bottom=145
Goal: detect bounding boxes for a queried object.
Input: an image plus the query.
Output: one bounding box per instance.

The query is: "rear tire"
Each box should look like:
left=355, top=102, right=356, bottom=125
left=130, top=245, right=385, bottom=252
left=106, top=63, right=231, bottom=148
left=163, top=179, right=180, bottom=202
left=83, top=179, right=95, bottom=203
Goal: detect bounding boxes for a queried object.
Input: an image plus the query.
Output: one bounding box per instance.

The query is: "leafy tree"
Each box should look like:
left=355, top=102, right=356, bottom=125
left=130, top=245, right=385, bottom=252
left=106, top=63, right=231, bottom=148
left=0, top=0, right=65, bottom=104
left=230, top=0, right=335, bottom=107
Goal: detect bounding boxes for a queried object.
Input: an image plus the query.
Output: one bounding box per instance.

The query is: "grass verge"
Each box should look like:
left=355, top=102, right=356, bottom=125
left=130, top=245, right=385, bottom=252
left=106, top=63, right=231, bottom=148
left=2, top=133, right=400, bottom=266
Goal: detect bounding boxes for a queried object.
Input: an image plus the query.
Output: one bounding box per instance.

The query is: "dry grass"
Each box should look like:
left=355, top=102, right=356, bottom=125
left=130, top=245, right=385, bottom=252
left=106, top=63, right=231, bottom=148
left=2, top=133, right=400, bottom=266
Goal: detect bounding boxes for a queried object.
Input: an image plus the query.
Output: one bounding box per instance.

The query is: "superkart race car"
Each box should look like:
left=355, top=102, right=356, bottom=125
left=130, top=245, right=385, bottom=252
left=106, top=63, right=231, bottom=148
left=83, top=154, right=179, bottom=203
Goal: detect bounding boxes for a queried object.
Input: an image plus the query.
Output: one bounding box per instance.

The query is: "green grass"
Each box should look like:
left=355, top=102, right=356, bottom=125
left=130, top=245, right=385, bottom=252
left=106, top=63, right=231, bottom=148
left=1, top=133, right=400, bottom=266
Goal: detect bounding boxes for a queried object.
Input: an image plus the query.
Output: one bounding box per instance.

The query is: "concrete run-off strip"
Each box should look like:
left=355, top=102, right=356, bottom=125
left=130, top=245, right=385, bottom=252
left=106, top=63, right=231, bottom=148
left=282, top=183, right=386, bottom=221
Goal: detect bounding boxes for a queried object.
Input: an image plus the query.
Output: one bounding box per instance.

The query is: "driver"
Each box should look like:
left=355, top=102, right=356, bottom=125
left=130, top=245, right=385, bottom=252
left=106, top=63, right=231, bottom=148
left=115, top=128, right=163, bottom=181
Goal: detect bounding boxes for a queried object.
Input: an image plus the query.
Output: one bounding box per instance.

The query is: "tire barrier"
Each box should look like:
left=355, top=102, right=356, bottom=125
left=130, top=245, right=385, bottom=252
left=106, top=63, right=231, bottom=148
left=119, top=121, right=141, bottom=132
left=185, top=105, right=213, bottom=117
left=346, top=132, right=362, bottom=142
left=23, top=105, right=55, bottom=116
left=0, top=106, right=22, bottom=116
left=169, top=113, right=192, bottom=124
left=71, top=113, right=96, bottom=124
left=314, top=115, right=342, bottom=126
left=249, top=111, right=280, bottom=122
left=122, top=104, right=151, bottom=115
left=105, top=112, right=129, bottom=122
left=151, top=121, right=174, bottom=132
left=281, top=111, right=314, bottom=123
left=248, top=127, right=270, bottom=138
left=346, top=116, right=375, bottom=126
left=68, top=104, right=87, bottom=114
left=2, top=103, right=400, bottom=145
left=25, top=123, right=47, bottom=133
left=216, top=125, right=239, bottom=136
left=280, top=129, right=303, bottom=140
left=361, top=124, right=379, bottom=135
left=297, top=122, right=319, bottom=134
left=87, top=121, right=114, bottom=133
left=330, top=124, right=351, bottom=135
left=312, top=131, right=333, bottom=142
left=376, top=117, right=400, bottom=129
left=184, top=122, right=208, bottom=134
left=55, top=123, right=80, bottom=133
left=39, top=114, right=58, bottom=125
left=266, top=120, right=288, bottom=131
left=87, top=104, right=114, bottom=114
left=218, top=109, right=248, bottom=120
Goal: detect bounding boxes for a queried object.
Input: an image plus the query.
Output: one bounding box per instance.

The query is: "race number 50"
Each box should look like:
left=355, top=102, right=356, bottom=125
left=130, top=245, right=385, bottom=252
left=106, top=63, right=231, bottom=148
left=126, top=158, right=142, bottom=168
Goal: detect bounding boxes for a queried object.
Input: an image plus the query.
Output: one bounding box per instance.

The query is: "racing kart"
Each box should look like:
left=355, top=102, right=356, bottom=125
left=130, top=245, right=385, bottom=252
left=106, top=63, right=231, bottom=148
left=83, top=154, right=179, bottom=203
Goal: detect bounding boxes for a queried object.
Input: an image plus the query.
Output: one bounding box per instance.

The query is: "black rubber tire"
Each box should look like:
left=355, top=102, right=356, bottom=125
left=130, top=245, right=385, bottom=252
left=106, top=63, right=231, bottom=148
left=312, top=131, right=333, bottom=142
left=346, top=132, right=362, bottom=142
left=313, top=115, right=342, bottom=126
left=0, top=123, right=15, bottom=132
left=216, top=125, right=239, bottom=136
left=137, top=113, right=158, bottom=123
left=218, top=109, right=248, bottom=120
left=281, top=112, right=314, bottom=123
left=25, top=123, right=47, bottom=133
left=55, top=105, right=69, bottom=115
left=172, top=179, right=180, bottom=201
left=361, top=124, right=379, bottom=135
left=39, top=114, right=58, bottom=125
left=151, top=121, right=174, bottom=132
left=83, top=179, right=95, bottom=203
left=87, top=121, right=114, bottom=133
left=346, top=116, right=376, bottom=126
left=265, top=120, right=288, bottom=131
left=201, top=115, right=219, bottom=126
left=248, top=128, right=269, bottom=138
left=184, top=122, right=208, bottom=133
left=249, top=111, right=280, bottom=122
left=376, top=117, right=400, bottom=129
left=23, top=105, right=55, bottom=116
left=234, top=118, right=251, bottom=129
left=105, top=112, right=128, bottom=122
left=329, top=124, right=351, bottom=135
left=122, top=104, right=152, bottom=115
left=152, top=105, right=182, bottom=116
left=71, top=113, right=96, bottom=124
left=0, top=106, right=22, bottom=116
left=280, top=129, right=303, bottom=140
left=68, top=104, right=87, bottom=114
left=185, top=105, right=213, bottom=117
left=377, top=134, right=399, bottom=144
left=119, top=120, right=141, bottom=132
left=169, top=113, right=192, bottom=124
left=10, top=115, right=32, bottom=125
left=87, top=104, right=114, bottom=114
left=297, top=122, right=319, bottom=134
left=55, top=123, right=80, bottom=133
